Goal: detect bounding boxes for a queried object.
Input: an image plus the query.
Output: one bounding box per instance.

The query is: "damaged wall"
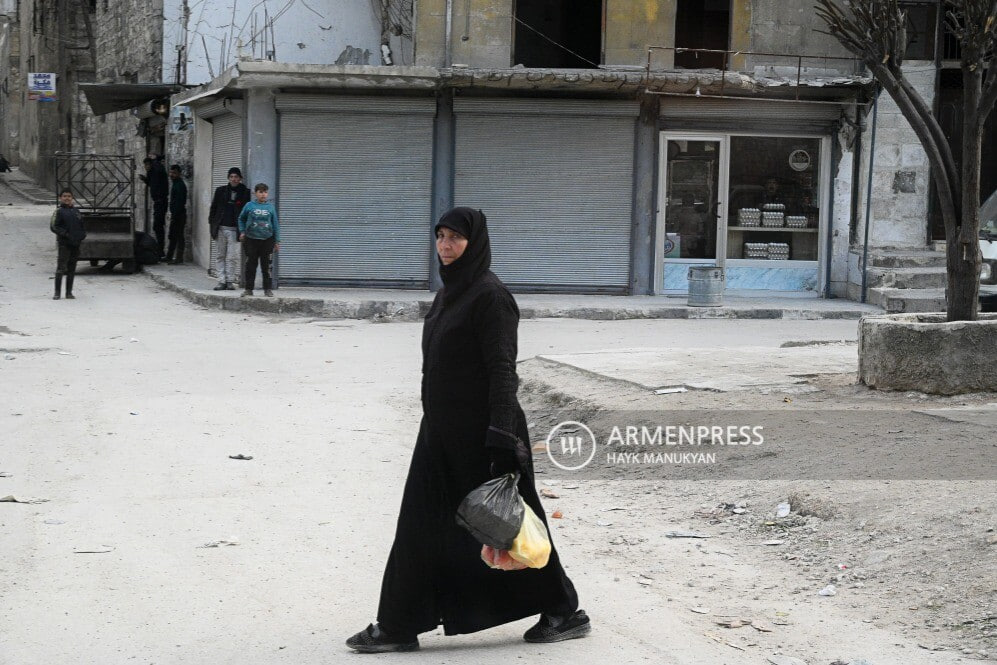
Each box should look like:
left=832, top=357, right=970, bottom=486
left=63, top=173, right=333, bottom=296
left=0, top=0, right=18, bottom=163
left=162, top=0, right=389, bottom=85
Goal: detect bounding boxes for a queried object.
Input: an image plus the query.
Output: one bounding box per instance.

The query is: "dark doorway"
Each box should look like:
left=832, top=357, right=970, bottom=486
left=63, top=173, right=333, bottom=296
left=513, top=0, right=602, bottom=68
left=930, top=69, right=997, bottom=239
left=674, top=0, right=730, bottom=69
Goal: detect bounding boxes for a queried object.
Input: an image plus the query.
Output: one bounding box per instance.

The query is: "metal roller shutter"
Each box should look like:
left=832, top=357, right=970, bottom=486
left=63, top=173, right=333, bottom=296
left=660, top=97, right=844, bottom=134
left=276, top=96, right=434, bottom=285
left=454, top=99, right=637, bottom=292
left=209, top=113, right=244, bottom=266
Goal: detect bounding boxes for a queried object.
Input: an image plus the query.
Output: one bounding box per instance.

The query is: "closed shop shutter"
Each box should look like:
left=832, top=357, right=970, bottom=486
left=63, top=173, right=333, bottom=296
left=454, top=98, right=637, bottom=293
left=660, top=97, right=844, bottom=134
left=209, top=112, right=244, bottom=265
left=275, top=95, right=435, bottom=286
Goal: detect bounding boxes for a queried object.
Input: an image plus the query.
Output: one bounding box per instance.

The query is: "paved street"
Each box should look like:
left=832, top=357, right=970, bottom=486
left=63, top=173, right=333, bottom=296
left=0, top=183, right=986, bottom=664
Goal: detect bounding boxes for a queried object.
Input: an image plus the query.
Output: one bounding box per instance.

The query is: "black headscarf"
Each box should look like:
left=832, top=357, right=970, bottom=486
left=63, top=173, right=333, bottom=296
left=435, top=207, right=491, bottom=304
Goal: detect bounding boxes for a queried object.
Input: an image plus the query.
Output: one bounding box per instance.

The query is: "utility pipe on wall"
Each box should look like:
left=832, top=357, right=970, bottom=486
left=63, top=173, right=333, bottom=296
left=445, top=0, right=454, bottom=66
left=861, top=90, right=880, bottom=304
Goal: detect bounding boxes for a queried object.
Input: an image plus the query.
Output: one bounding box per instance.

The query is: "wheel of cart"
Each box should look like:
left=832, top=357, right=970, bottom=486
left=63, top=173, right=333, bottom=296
left=54, top=152, right=137, bottom=272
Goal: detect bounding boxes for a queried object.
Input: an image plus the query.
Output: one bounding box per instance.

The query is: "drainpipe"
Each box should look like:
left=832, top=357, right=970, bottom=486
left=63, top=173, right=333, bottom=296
left=860, top=90, right=880, bottom=304
left=444, top=0, right=454, bottom=66
left=823, top=132, right=838, bottom=299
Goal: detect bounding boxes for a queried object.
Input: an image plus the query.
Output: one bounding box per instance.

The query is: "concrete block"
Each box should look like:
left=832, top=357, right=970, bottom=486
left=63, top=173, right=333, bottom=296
left=859, top=313, right=997, bottom=394
left=874, top=144, right=901, bottom=168
left=901, top=143, right=928, bottom=168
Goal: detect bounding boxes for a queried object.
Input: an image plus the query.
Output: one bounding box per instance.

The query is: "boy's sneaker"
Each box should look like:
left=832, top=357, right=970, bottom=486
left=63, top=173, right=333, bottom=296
left=523, top=609, right=591, bottom=643
left=225, top=283, right=237, bottom=290
left=213, top=283, right=227, bottom=291
left=241, top=290, right=253, bottom=297
left=345, top=624, right=419, bottom=653
left=66, top=294, right=75, bottom=300
left=264, top=289, right=274, bottom=297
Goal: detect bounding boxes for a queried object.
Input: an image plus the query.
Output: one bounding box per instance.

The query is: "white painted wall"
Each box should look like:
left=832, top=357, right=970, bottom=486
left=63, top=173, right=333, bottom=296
left=0, top=0, right=16, bottom=14
left=163, top=0, right=383, bottom=85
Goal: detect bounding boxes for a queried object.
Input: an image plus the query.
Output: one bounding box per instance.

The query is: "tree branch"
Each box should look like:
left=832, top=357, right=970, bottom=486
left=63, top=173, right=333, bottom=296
left=870, top=62, right=960, bottom=234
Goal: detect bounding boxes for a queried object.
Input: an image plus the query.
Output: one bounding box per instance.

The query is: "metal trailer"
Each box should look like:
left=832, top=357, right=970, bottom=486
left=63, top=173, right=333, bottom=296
left=54, top=153, right=137, bottom=273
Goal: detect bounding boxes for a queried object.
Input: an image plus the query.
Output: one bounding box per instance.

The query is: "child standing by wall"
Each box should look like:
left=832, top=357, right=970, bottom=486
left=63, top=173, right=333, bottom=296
left=49, top=188, right=86, bottom=300
left=238, top=183, right=280, bottom=297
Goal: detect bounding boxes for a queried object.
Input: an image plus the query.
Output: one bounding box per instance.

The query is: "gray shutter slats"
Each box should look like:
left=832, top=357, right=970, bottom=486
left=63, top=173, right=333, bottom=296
left=455, top=105, right=635, bottom=291
left=277, top=104, right=433, bottom=284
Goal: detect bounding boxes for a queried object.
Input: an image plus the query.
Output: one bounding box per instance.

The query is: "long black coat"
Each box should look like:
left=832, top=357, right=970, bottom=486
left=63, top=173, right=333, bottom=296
left=376, top=271, right=579, bottom=636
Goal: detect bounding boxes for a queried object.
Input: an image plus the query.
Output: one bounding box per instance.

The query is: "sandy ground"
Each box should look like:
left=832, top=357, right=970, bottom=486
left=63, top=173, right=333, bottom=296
left=0, top=184, right=992, bottom=664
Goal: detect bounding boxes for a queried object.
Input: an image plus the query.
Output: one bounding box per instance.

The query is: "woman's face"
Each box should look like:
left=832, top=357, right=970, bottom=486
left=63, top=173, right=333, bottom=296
left=436, top=227, right=468, bottom=265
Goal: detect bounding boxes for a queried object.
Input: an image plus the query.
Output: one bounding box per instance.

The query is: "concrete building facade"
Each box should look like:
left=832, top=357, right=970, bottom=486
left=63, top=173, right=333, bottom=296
left=176, top=0, right=886, bottom=298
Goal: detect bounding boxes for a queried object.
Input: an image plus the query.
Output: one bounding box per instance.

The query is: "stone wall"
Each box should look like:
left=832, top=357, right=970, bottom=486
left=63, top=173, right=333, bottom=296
left=0, top=8, right=18, bottom=163
left=853, top=61, right=935, bottom=249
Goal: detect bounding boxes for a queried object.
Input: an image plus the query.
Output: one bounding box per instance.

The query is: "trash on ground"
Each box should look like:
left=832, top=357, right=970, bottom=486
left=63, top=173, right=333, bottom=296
left=666, top=530, right=711, bottom=539
left=74, top=546, right=114, bottom=554
left=775, top=502, right=791, bottom=518
left=654, top=386, right=688, bottom=394
left=0, top=495, right=49, bottom=504
left=715, top=618, right=750, bottom=629
left=818, top=584, right=838, bottom=596
left=540, top=489, right=559, bottom=499
left=767, top=657, right=807, bottom=665
left=751, top=621, right=774, bottom=632
left=0, top=472, right=11, bottom=478
left=551, top=509, right=563, bottom=519
left=561, top=484, right=579, bottom=490
left=531, top=442, right=546, bottom=452
left=228, top=454, right=253, bottom=460
left=43, top=519, right=66, bottom=525
left=199, top=539, right=240, bottom=548
left=690, top=606, right=711, bottom=614
left=596, top=520, right=614, bottom=526
left=129, top=338, right=139, bottom=343
left=762, top=539, right=785, bottom=546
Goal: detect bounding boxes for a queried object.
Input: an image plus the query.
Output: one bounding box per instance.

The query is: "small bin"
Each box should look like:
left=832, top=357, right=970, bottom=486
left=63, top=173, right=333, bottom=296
left=688, top=266, right=725, bottom=307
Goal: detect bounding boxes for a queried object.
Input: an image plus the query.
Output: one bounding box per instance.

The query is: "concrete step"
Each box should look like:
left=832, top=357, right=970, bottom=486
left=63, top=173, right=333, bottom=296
left=868, top=287, right=946, bottom=313
left=865, top=266, right=948, bottom=290
left=869, top=249, right=947, bottom=269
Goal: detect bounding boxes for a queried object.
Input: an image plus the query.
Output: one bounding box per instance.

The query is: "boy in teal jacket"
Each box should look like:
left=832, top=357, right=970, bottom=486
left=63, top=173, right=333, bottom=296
left=238, top=182, right=280, bottom=297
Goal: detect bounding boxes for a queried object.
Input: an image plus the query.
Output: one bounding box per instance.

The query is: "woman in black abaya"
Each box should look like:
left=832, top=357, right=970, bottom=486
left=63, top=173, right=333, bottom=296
left=346, top=208, right=590, bottom=653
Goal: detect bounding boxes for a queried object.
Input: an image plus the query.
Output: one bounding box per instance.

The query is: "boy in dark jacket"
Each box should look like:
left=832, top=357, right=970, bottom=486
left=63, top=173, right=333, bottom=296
left=50, top=188, right=86, bottom=300
left=208, top=167, right=251, bottom=290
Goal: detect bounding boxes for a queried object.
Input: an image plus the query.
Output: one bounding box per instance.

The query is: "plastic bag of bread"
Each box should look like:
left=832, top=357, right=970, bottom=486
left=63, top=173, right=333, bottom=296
left=480, top=544, right=528, bottom=571
left=508, top=500, right=551, bottom=569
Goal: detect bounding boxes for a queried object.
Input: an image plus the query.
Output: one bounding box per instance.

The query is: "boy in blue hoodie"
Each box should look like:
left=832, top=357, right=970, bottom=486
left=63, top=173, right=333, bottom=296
left=238, top=182, right=280, bottom=297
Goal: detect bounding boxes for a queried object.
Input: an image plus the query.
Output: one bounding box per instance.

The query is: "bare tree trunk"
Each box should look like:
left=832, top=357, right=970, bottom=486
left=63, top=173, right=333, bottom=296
left=948, top=58, right=985, bottom=321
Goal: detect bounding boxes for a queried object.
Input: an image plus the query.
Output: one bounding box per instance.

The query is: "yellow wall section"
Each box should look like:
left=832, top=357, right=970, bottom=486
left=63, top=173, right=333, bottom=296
left=730, top=0, right=752, bottom=70
left=605, top=0, right=674, bottom=67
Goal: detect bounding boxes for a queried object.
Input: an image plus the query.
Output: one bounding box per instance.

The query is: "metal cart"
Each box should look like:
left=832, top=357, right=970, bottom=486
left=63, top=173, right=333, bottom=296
left=54, top=153, right=137, bottom=273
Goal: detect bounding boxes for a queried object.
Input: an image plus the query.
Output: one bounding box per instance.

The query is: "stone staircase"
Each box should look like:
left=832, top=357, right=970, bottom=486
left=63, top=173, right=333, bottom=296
left=851, top=248, right=948, bottom=313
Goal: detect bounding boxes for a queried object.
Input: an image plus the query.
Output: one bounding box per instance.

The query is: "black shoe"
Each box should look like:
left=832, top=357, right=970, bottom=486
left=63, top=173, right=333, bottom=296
left=169, top=259, right=183, bottom=265
left=213, top=283, right=227, bottom=291
left=524, top=610, right=591, bottom=643
left=345, top=623, right=419, bottom=653
left=65, top=293, right=75, bottom=299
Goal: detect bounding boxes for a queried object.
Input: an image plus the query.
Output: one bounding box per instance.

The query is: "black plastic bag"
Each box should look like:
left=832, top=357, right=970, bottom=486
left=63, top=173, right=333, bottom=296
left=455, top=472, right=524, bottom=550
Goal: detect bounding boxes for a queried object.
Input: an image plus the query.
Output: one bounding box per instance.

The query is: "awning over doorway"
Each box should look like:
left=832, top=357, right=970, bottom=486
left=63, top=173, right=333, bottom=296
left=78, top=83, right=184, bottom=116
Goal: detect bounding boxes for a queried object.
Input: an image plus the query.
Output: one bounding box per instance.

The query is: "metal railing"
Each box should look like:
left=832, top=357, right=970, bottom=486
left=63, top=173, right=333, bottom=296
left=54, top=153, right=135, bottom=213
left=645, top=46, right=864, bottom=101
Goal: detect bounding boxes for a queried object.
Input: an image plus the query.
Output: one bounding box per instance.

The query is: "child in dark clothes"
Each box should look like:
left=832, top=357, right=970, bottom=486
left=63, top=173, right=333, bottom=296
left=49, top=188, right=86, bottom=300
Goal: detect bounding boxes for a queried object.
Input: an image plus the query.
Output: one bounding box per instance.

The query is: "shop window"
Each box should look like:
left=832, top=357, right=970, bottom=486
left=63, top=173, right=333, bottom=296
left=727, top=136, right=821, bottom=262
left=674, top=0, right=730, bottom=70
left=900, top=2, right=937, bottom=60
left=513, top=0, right=602, bottom=68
